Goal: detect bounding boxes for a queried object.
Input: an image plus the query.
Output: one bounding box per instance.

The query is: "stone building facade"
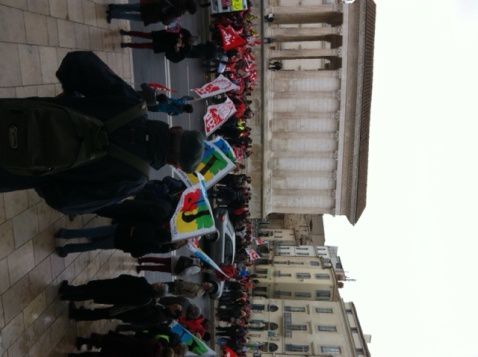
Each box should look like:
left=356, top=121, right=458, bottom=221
left=248, top=0, right=376, bottom=225
left=246, top=299, right=371, bottom=357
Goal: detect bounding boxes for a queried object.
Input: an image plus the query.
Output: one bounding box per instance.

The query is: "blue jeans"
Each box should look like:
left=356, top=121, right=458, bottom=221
left=58, top=225, right=117, bottom=253
left=109, top=3, right=143, bottom=21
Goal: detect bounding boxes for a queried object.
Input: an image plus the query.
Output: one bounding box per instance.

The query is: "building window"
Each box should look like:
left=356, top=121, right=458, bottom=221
left=309, top=261, right=320, bottom=266
left=351, top=327, right=359, bottom=333
left=284, top=306, right=306, bottom=313
left=296, top=252, right=309, bottom=256
left=316, top=290, right=331, bottom=300
left=315, top=273, right=329, bottom=280
left=320, top=346, right=341, bottom=354
left=260, top=343, right=279, bottom=352
left=290, top=324, right=308, bottom=331
left=285, top=344, right=309, bottom=352
left=295, top=291, right=311, bottom=298
left=274, top=271, right=292, bottom=277
left=274, top=290, right=292, bottom=297
left=316, top=307, right=333, bottom=313
left=252, top=304, right=278, bottom=312
left=317, top=325, right=337, bottom=332
left=255, top=268, right=268, bottom=275
left=251, top=304, right=265, bottom=312
left=296, top=273, right=311, bottom=279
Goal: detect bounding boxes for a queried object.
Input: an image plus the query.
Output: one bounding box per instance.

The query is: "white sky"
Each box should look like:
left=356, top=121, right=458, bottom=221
left=324, top=1, right=478, bottom=356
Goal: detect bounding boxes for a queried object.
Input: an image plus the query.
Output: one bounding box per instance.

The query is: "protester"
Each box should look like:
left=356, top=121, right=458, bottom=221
left=107, top=1, right=197, bottom=25
left=70, top=331, right=174, bottom=357
left=165, top=280, right=216, bottom=299
left=137, top=256, right=203, bottom=275
left=59, top=275, right=166, bottom=305
left=120, top=29, right=193, bottom=63
left=140, top=84, right=194, bottom=115
left=69, top=301, right=180, bottom=326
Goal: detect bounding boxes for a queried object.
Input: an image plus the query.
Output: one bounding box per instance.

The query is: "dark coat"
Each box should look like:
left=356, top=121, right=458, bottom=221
left=187, top=42, right=218, bottom=60
left=0, top=51, right=172, bottom=214
left=140, top=0, right=195, bottom=26
left=151, top=29, right=192, bottom=62
left=65, top=275, right=155, bottom=306
left=98, top=332, right=165, bottom=357
left=114, top=222, right=172, bottom=258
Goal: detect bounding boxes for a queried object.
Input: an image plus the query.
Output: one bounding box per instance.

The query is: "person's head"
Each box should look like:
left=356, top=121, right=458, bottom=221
left=185, top=0, right=197, bottom=14
left=168, top=127, right=204, bottom=173
left=152, top=283, right=168, bottom=297
left=186, top=305, right=201, bottom=320
left=182, top=104, right=194, bottom=114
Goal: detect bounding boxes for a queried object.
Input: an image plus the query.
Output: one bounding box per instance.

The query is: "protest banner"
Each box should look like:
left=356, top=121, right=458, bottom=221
left=203, top=97, right=236, bottom=136
left=174, top=141, right=236, bottom=189
left=170, top=177, right=215, bottom=241
left=192, top=75, right=239, bottom=99
left=210, top=136, right=236, bottom=163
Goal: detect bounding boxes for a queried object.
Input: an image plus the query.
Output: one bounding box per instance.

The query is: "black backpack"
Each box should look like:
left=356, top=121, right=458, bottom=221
left=0, top=99, right=149, bottom=176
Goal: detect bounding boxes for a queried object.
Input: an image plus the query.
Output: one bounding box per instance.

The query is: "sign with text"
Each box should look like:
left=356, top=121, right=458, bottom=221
left=192, top=75, right=239, bottom=99
left=203, top=97, right=236, bottom=136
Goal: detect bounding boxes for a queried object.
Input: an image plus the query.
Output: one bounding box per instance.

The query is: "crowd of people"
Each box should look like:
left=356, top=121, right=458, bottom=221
left=0, top=1, right=263, bottom=356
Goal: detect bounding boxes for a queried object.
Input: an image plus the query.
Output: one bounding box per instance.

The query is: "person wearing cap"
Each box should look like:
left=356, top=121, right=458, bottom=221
left=0, top=51, right=204, bottom=215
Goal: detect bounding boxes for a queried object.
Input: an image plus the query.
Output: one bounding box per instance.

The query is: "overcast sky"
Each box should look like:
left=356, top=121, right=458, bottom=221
left=324, top=1, right=478, bottom=356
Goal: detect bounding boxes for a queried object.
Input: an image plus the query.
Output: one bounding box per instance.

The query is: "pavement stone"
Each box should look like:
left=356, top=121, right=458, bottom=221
left=0, top=1, right=138, bottom=355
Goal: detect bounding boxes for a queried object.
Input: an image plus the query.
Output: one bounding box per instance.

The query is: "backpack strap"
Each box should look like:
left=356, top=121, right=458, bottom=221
left=104, top=101, right=147, bottom=133
left=108, top=143, right=150, bottom=177
left=105, top=101, right=150, bottom=177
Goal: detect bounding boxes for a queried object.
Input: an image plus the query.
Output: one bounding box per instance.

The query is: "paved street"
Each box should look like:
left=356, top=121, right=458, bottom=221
left=0, top=0, right=211, bottom=356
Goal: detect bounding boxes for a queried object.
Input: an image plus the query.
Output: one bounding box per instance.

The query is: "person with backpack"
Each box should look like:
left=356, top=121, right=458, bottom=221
left=0, top=51, right=204, bottom=215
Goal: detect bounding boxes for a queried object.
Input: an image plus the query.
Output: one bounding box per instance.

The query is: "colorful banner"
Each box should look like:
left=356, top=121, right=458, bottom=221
left=203, top=97, right=237, bottom=136
left=245, top=248, right=261, bottom=262
left=210, top=137, right=236, bottom=163
left=187, top=242, right=230, bottom=279
left=174, top=141, right=236, bottom=189
left=170, top=321, right=216, bottom=356
left=192, top=75, right=239, bottom=99
left=170, top=177, right=215, bottom=241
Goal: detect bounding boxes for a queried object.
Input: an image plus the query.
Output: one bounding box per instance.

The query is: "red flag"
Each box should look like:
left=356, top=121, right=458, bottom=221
left=218, top=25, right=247, bottom=51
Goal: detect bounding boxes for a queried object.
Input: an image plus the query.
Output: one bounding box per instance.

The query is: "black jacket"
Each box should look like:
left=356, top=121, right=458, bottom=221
left=76, top=275, right=155, bottom=306
left=151, top=29, right=192, bottom=62
left=114, top=223, right=172, bottom=258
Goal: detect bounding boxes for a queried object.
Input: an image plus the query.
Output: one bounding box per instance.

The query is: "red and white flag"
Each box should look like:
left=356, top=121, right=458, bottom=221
left=192, top=75, right=239, bottom=99
left=203, top=97, right=237, bottom=136
left=254, top=237, right=266, bottom=246
left=245, top=248, right=261, bottom=262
